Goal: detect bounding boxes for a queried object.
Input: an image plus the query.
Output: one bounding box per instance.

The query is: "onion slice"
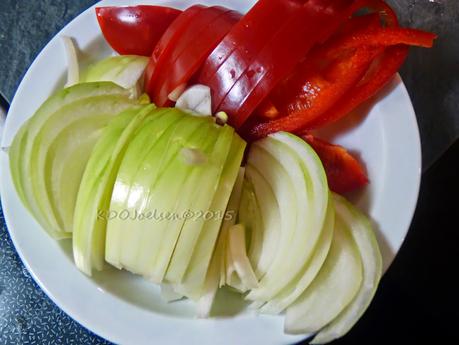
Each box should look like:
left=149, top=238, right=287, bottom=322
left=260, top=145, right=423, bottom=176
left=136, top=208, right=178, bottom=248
left=61, top=36, right=80, bottom=87
left=229, top=224, right=259, bottom=289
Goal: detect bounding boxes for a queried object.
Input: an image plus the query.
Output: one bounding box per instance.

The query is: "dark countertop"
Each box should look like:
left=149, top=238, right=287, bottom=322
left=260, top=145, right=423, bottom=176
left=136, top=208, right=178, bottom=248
left=0, top=1, right=458, bottom=344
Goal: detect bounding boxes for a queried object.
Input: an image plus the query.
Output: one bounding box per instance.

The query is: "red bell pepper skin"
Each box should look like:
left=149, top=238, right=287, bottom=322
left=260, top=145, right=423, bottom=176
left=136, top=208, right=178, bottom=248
left=247, top=46, right=382, bottom=139
left=329, top=27, right=437, bottom=50
left=306, top=44, right=409, bottom=129
left=302, top=134, right=369, bottom=194
left=96, top=6, right=181, bottom=56
left=144, top=5, right=205, bottom=101
left=246, top=0, right=435, bottom=137
left=217, top=0, right=357, bottom=129
left=196, top=0, right=304, bottom=114
left=252, top=13, right=382, bottom=122
left=150, top=8, right=241, bottom=106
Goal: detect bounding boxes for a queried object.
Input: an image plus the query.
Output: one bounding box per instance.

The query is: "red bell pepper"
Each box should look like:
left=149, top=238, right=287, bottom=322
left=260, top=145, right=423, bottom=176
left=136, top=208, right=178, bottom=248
left=196, top=0, right=305, bottom=114
left=144, top=5, right=205, bottom=101
left=327, top=26, right=436, bottom=51
left=216, top=0, right=356, bottom=129
left=247, top=46, right=383, bottom=139
left=149, top=7, right=241, bottom=106
left=252, top=13, right=382, bottom=121
left=246, top=0, right=435, bottom=137
left=96, top=6, right=181, bottom=56
left=302, top=134, right=369, bottom=194
left=306, top=44, right=409, bottom=129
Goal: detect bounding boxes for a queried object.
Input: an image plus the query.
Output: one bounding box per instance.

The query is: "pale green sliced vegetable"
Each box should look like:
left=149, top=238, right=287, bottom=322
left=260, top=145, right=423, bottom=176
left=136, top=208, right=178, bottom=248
left=246, top=133, right=329, bottom=302
left=236, top=178, right=263, bottom=283
left=105, top=109, right=186, bottom=269
left=175, top=85, right=212, bottom=116
left=47, top=116, right=108, bottom=231
left=226, top=274, right=247, bottom=293
left=144, top=122, right=220, bottom=282
left=176, top=132, right=245, bottom=298
left=261, top=197, right=334, bottom=314
left=30, top=95, right=140, bottom=234
left=285, top=216, right=363, bottom=335
left=228, top=224, right=258, bottom=289
left=196, top=241, right=221, bottom=318
left=82, top=55, right=149, bottom=91
left=72, top=105, right=155, bottom=275
left=198, top=168, right=245, bottom=311
left=9, top=120, right=31, bottom=210
left=132, top=117, right=219, bottom=279
left=244, top=144, right=297, bottom=299
left=244, top=165, right=281, bottom=279
left=195, top=172, right=246, bottom=318
left=311, top=194, right=382, bottom=344
left=61, top=36, right=79, bottom=87
left=219, top=167, right=245, bottom=287
left=166, top=126, right=237, bottom=286
left=117, top=114, right=201, bottom=272
left=13, top=82, right=133, bottom=238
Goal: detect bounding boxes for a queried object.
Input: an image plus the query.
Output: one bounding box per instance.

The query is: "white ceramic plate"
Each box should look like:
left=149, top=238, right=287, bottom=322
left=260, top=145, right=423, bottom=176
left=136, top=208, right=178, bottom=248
left=0, top=1, right=421, bottom=344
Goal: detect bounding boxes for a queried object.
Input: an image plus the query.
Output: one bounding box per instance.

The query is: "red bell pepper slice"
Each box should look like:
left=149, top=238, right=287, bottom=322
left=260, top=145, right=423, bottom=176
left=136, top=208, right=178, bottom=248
left=149, top=7, right=241, bottom=106
left=252, top=13, right=382, bottom=121
left=246, top=0, right=435, bottom=137
left=306, top=44, right=409, bottom=129
left=144, top=5, right=205, bottom=99
left=96, top=6, right=181, bottom=56
left=196, top=0, right=304, bottom=114
left=217, top=0, right=356, bottom=129
left=247, top=46, right=382, bottom=139
left=302, top=134, right=369, bottom=194
left=328, top=27, right=437, bottom=50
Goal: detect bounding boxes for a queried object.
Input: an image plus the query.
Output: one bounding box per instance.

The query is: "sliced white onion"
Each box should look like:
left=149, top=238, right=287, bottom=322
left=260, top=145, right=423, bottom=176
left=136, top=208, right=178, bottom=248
left=180, top=147, right=208, bottom=165
left=310, top=194, right=382, bottom=344
left=61, top=36, right=79, bottom=87
left=175, top=85, right=212, bottom=116
left=196, top=255, right=220, bottom=318
left=229, top=224, right=259, bottom=289
left=219, top=168, right=245, bottom=287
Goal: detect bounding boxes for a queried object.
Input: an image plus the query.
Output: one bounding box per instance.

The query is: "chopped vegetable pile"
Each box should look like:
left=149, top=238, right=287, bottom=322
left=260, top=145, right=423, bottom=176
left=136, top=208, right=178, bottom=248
left=98, top=0, right=435, bottom=193
left=8, top=0, right=434, bottom=343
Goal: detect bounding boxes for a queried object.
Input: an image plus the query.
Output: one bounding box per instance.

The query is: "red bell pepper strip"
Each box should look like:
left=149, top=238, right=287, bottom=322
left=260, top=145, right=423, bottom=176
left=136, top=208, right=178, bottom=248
left=252, top=13, right=382, bottom=121
left=197, top=0, right=309, bottom=114
left=217, top=0, right=356, bottom=129
left=313, top=13, right=383, bottom=62
left=247, top=46, right=382, bottom=139
left=144, top=5, right=205, bottom=99
left=96, top=6, right=181, bottom=56
left=302, top=134, right=369, bottom=194
left=326, top=26, right=436, bottom=51
left=306, top=44, right=409, bottom=129
left=150, top=8, right=241, bottom=106
left=247, top=0, right=435, bottom=137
